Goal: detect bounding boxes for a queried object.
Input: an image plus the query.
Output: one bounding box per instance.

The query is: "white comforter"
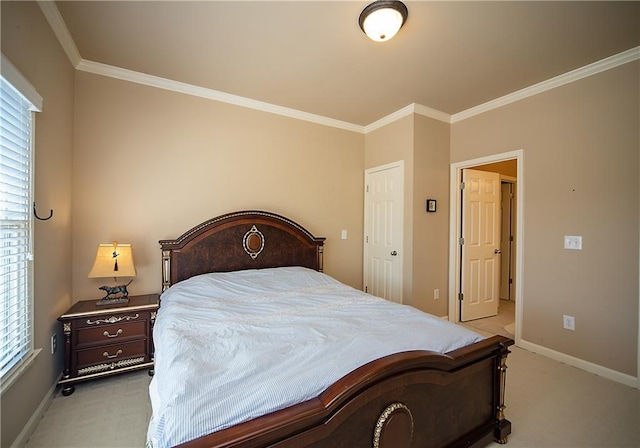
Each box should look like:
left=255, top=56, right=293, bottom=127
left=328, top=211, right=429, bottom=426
left=147, top=267, right=483, bottom=447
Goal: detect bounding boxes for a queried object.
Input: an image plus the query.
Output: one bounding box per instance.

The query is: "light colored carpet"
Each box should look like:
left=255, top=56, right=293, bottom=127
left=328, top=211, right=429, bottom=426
left=24, top=342, right=639, bottom=447
left=504, top=322, right=515, bottom=335
left=462, top=299, right=516, bottom=339
left=486, top=346, right=639, bottom=447
left=25, top=370, right=151, bottom=447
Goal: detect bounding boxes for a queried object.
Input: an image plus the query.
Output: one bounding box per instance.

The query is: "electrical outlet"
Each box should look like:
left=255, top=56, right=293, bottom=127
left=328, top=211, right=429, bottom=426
left=563, top=315, right=575, bottom=331
left=51, top=334, right=57, bottom=354
left=433, top=289, right=440, bottom=300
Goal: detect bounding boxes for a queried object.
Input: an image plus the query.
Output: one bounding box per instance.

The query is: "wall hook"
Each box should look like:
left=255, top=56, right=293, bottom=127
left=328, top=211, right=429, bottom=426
left=33, top=202, right=53, bottom=221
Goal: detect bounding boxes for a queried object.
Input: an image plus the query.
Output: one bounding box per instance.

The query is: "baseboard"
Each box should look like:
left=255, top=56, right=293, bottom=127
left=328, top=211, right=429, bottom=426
left=518, top=339, right=638, bottom=389
left=10, top=374, right=62, bottom=448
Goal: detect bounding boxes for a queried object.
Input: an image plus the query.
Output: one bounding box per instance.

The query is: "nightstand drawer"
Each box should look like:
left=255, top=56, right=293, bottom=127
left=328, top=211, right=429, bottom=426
left=76, top=321, right=146, bottom=347
left=77, top=340, right=147, bottom=369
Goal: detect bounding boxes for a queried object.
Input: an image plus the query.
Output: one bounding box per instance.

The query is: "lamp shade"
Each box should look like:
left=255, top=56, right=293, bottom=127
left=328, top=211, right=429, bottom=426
left=88, top=242, right=136, bottom=279
left=359, top=1, right=408, bottom=42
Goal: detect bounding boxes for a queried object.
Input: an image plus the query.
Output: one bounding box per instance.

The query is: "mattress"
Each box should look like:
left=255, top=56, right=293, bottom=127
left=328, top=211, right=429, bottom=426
left=147, top=266, right=483, bottom=447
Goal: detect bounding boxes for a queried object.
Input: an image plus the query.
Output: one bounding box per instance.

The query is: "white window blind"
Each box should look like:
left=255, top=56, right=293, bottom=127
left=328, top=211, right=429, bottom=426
left=0, top=74, right=35, bottom=382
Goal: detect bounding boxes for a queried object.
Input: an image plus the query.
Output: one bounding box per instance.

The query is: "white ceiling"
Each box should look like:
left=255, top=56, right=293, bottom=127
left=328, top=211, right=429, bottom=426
left=54, top=1, right=640, bottom=127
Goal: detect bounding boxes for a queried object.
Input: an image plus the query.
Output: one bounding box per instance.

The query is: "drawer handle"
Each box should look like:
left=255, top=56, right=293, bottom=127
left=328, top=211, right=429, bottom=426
left=103, top=349, right=123, bottom=359
left=103, top=329, right=123, bottom=338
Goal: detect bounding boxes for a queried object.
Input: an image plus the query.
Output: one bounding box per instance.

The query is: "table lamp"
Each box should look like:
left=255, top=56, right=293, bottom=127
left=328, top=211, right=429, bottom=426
left=88, top=242, right=136, bottom=305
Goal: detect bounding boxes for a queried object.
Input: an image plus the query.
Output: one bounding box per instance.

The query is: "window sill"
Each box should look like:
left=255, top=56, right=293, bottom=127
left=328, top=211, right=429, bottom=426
left=0, top=348, right=42, bottom=396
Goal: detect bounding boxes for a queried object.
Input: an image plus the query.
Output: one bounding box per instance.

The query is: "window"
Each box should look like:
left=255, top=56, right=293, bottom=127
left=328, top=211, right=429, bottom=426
left=0, top=55, right=42, bottom=391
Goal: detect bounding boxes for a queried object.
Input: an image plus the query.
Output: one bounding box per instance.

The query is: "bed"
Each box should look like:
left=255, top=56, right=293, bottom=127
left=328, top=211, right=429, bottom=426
left=148, top=210, right=513, bottom=448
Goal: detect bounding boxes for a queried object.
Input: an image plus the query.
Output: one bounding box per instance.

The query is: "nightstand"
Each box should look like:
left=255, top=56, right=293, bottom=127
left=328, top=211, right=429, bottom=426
left=57, top=293, right=159, bottom=396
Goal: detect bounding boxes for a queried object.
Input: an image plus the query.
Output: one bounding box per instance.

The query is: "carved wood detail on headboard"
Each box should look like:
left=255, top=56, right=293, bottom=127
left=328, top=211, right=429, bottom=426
left=159, top=211, right=325, bottom=290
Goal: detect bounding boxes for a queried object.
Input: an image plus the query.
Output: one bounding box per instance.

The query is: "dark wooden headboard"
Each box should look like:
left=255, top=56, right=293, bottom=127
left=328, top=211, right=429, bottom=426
left=159, top=210, right=325, bottom=290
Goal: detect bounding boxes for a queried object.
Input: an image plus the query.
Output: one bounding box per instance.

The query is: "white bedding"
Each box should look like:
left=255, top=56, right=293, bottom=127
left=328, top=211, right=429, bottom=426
left=147, top=266, right=483, bottom=448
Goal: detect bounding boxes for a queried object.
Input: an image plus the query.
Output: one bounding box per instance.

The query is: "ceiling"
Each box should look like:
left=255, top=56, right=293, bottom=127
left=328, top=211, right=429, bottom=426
left=54, top=1, right=639, bottom=127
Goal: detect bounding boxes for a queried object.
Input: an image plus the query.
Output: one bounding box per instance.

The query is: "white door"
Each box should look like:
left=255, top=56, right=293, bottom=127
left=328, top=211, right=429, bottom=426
left=364, top=162, right=404, bottom=303
left=460, top=169, right=501, bottom=321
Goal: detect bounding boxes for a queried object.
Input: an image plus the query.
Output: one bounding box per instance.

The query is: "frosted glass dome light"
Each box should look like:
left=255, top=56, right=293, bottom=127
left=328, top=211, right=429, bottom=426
left=359, top=1, right=408, bottom=42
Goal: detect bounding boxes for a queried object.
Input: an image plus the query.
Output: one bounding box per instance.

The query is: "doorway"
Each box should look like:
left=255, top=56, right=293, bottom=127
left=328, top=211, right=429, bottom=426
left=448, top=150, right=523, bottom=344
left=500, top=177, right=517, bottom=302
left=363, top=161, right=404, bottom=303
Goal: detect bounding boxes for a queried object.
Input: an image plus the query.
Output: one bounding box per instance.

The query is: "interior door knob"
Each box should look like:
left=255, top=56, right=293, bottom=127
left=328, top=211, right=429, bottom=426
left=390, top=251, right=398, bottom=256
left=494, top=249, right=502, bottom=254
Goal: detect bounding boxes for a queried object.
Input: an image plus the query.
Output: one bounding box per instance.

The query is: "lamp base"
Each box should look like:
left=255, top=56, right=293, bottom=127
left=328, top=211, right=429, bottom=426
left=96, top=296, right=130, bottom=306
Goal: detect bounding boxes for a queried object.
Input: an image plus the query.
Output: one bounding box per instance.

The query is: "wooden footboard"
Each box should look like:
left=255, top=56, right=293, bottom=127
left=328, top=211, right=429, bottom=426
left=177, top=335, right=513, bottom=448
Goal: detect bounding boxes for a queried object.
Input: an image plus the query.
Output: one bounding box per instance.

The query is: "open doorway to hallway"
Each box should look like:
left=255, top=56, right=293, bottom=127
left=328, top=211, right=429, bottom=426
left=448, top=150, right=523, bottom=344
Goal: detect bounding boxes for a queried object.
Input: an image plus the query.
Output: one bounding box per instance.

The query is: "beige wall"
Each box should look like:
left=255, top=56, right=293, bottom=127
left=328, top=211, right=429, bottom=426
left=412, top=115, right=450, bottom=316
left=1, top=2, right=75, bottom=446
left=71, top=72, right=365, bottom=301
left=451, top=62, right=639, bottom=376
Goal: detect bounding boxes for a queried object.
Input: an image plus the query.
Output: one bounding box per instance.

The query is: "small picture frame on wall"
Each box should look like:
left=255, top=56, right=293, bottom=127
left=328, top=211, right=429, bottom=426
left=426, top=199, right=437, bottom=213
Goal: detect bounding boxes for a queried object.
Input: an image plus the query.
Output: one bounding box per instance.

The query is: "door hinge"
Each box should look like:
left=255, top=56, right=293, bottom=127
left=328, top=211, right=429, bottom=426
left=459, top=237, right=464, bottom=245
left=458, top=293, right=464, bottom=301
left=365, top=286, right=368, bottom=293
left=366, top=235, right=369, bottom=243
left=366, top=185, right=369, bottom=193
left=460, top=182, right=465, bottom=190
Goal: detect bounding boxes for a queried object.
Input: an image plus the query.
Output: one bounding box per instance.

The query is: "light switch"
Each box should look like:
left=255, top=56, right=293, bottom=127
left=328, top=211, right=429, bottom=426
left=341, top=230, right=347, bottom=240
left=564, top=235, right=582, bottom=250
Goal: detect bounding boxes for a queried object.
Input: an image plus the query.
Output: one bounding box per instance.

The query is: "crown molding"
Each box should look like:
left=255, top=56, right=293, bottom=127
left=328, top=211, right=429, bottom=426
left=451, top=46, right=640, bottom=123
left=40, top=0, right=362, bottom=132
left=364, top=104, right=415, bottom=133
left=38, top=1, right=639, bottom=133
left=367, top=47, right=640, bottom=128
left=413, top=103, right=451, bottom=124
left=37, top=1, right=81, bottom=68
left=76, top=60, right=364, bottom=133
left=365, top=103, right=451, bottom=133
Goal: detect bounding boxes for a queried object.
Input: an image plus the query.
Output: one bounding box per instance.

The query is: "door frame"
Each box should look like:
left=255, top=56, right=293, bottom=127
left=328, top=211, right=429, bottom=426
left=500, top=175, right=517, bottom=302
left=448, top=149, right=524, bottom=345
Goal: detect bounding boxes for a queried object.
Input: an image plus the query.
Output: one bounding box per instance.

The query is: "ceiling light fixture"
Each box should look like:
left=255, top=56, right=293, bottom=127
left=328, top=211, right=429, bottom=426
left=359, top=0, right=408, bottom=43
